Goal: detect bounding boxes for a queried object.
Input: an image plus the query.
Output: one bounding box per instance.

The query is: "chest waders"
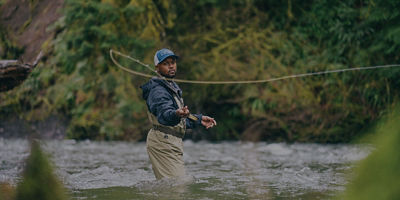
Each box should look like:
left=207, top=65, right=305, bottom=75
left=147, top=94, right=186, bottom=139
left=146, top=84, right=187, bottom=179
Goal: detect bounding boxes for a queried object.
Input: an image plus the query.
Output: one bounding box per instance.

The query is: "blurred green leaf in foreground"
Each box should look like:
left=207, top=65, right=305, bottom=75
left=342, top=105, right=400, bottom=200
left=15, top=141, right=68, bottom=200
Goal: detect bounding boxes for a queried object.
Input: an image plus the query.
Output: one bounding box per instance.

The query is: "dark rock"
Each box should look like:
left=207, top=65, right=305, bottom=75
left=0, top=115, right=68, bottom=139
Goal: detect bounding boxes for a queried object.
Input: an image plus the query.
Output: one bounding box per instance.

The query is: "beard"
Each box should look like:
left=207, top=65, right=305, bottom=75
left=160, top=70, right=176, bottom=78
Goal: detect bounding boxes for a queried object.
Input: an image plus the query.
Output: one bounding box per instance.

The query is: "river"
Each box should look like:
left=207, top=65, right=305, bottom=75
left=0, top=138, right=371, bottom=199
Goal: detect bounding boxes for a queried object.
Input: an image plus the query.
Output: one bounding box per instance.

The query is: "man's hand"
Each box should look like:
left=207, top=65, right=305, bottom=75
left=176, top=106, right=190, bottom=118
left=201, top=116, right=217, bottom=129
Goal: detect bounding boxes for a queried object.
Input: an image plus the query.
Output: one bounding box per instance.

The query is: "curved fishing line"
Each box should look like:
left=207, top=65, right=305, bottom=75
left=110, top=49, right=400, bottom=85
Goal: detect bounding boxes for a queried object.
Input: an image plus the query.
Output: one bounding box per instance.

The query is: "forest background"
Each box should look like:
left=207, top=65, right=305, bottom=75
left=0, top=0, right=399, bottom=143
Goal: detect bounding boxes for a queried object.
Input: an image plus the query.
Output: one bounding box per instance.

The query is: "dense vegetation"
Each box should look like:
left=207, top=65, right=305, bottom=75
left=1, top=0, right=399, bottom=142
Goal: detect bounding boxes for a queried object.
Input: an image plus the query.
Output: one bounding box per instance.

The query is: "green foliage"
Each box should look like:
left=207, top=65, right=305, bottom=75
left=1, top=0, right=399, bottom=142
left=341, top=105, right=400, bottom=199
left=170, top=0, right=400, bottom=142
left=15, top=141, right=68, bottom=200
left=52, top=0, right=162, bottom=140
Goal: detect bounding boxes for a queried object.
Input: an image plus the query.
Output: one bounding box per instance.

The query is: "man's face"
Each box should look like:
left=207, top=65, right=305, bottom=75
left=156, top=57, right=177, bottom=78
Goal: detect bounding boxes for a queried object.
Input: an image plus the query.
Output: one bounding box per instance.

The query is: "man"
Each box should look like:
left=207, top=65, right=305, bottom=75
left=140, top=48, right=217, bottom=179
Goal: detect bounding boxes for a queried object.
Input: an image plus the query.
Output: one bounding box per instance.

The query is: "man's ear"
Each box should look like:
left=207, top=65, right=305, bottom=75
left=155, top=65, right=159, bottom=72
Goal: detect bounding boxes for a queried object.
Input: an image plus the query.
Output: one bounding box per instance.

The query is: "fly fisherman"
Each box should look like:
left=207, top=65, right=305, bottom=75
left=140, top=48, right=217, bottom=180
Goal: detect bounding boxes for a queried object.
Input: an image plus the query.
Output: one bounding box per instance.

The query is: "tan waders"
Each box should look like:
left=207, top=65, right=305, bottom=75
left=146, top=94, right=187, bottom=179
left=146, top=129, right=185, bottom=179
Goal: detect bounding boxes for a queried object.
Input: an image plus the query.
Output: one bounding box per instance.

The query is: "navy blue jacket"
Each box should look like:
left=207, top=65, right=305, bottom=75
left=141, top=77, right=202, bottom=129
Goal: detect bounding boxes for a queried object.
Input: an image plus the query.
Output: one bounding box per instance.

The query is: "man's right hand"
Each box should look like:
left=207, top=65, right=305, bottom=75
left=176, top=106, right=190, bottom=118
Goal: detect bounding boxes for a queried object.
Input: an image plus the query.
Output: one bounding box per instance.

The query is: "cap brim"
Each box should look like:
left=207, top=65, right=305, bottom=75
left=158, top=55, right=179, bottom=64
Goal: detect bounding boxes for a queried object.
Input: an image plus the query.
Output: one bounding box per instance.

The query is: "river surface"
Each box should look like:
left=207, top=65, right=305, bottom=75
left=0, top=138, right=371, bottom=199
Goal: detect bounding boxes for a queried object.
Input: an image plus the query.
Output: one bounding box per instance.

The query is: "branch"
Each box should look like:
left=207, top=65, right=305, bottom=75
left=0, top=51, right=43, bottom=92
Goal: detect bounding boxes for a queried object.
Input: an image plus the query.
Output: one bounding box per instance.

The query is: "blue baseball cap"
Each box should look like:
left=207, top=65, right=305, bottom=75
left=154, top=48, right=179, bottom=66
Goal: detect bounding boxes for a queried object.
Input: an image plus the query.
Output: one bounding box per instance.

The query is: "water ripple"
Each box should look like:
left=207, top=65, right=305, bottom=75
left=0, top=139, right=372, bottom=199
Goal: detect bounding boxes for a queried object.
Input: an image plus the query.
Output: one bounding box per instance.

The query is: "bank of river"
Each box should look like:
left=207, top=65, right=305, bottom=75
left=0, top=139, right=371, bottom=199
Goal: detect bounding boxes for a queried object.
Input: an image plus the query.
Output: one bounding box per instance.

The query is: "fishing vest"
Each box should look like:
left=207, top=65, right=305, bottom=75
left=147, top=93, right=186, bottom=138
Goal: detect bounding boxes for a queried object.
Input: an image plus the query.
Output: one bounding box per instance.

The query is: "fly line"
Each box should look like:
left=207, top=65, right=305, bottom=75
left=110, top=49, right=400, bottom=85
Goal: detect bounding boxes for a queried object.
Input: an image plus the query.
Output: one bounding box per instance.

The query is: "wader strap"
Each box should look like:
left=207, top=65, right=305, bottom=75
left=146, top=92, right=186, bottom=138
left=147, top=110, right=186, bottom=137
left=152, top=125, right=184, bottom=138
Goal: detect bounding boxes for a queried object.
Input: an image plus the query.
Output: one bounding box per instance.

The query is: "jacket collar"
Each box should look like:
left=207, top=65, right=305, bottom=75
left=152, top=77, right=182, bottom=98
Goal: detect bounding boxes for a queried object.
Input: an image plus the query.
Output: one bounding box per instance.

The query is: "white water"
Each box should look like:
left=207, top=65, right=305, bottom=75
left=0, top=138, right=371, bottom=199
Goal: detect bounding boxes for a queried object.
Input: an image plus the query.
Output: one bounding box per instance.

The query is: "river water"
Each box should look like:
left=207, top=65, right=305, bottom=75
left=0, top=138, right=371, bottom=199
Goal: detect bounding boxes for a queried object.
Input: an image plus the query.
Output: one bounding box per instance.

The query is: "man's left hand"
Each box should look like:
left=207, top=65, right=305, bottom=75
left=201, top=116, right=217, bottom=129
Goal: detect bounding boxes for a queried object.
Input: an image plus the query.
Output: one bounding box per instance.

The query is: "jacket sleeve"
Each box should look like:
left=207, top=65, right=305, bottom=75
left=147, top=87, right=181, bottom=126
left=185, top=114, right=203, bottom=129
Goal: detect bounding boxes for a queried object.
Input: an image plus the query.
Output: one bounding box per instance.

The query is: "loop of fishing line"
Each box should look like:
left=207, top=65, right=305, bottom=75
left=110, top=49, right=400, bottom=85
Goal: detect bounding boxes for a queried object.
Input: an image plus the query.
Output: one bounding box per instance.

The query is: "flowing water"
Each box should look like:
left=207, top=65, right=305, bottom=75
left=0, top=138, right=371, bottom=199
